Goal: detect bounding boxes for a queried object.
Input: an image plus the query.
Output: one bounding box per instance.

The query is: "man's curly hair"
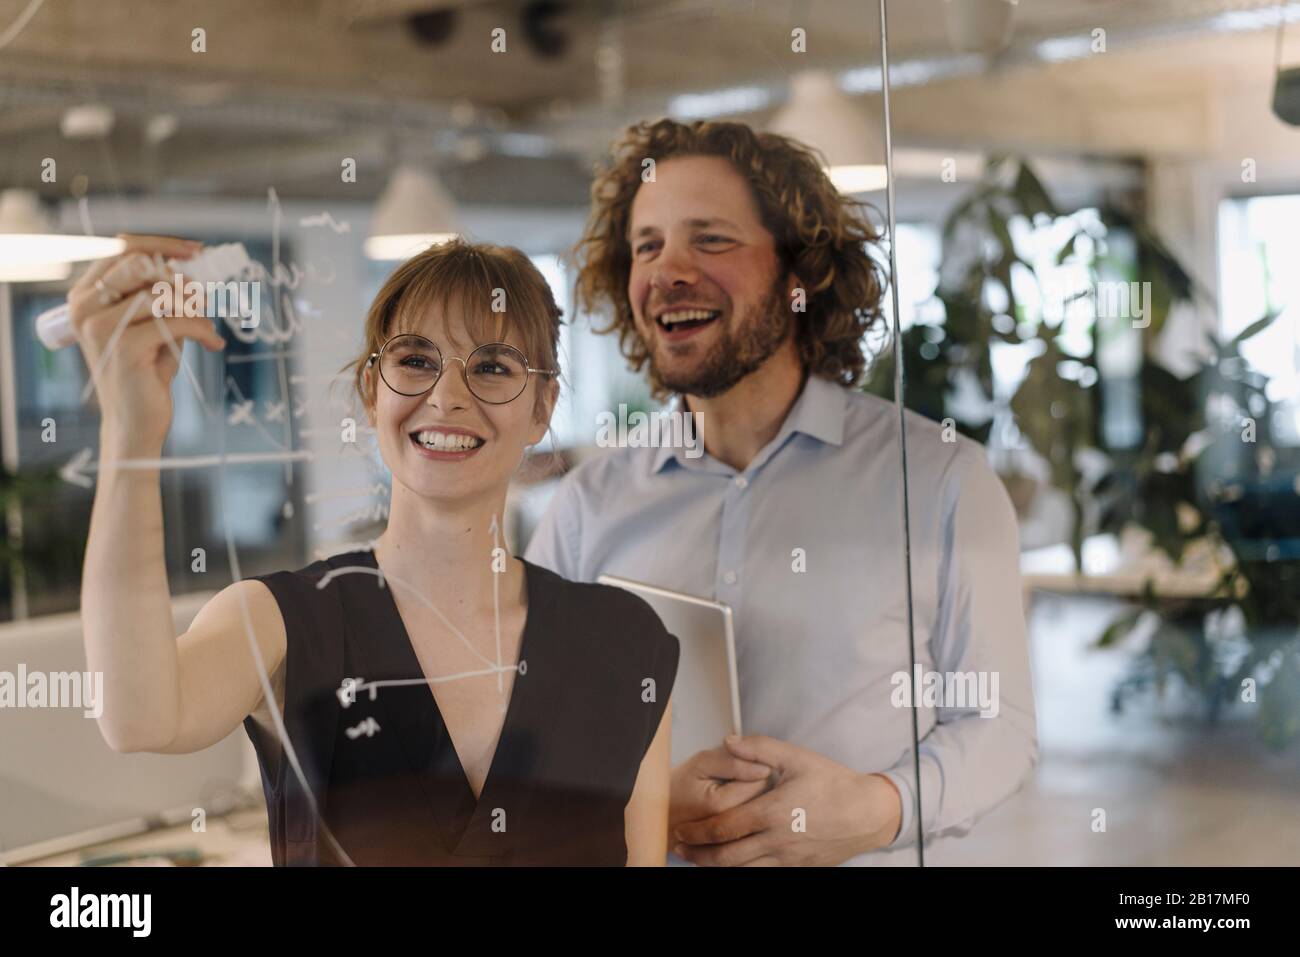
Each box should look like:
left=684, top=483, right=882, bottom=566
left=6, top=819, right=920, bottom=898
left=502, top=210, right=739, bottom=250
left=574, top=118, right=888, bottom=395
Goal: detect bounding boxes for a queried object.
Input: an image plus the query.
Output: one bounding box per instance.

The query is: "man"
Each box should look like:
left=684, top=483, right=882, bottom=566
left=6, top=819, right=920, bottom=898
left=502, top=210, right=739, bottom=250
left=526, top=118, right=1037, bottom=866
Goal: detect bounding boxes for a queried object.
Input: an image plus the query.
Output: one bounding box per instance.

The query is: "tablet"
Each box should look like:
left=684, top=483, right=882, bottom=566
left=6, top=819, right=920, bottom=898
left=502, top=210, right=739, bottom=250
left=597, top=575, right=742, bottom=765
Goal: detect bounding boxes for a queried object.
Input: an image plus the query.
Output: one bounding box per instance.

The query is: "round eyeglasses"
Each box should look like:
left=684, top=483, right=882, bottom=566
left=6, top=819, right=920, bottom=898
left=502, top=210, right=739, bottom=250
left=368, top=333, right=558, bottom=405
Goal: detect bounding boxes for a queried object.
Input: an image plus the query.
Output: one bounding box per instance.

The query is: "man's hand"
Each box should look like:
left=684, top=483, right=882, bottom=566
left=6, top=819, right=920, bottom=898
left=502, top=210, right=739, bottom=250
left=672, top=735, right=903, bottom=867
left=669, top=741, right=773, bottom=832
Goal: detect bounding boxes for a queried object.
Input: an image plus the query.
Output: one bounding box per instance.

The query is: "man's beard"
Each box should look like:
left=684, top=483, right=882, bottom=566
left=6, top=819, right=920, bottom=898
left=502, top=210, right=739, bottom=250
left=649, top=273, right=791, bottom=399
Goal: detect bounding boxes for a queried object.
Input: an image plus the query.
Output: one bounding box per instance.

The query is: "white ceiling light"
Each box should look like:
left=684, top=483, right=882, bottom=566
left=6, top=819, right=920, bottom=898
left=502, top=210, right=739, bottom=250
left=768, top=71, right=888, bottom=195
left=145, top=113, right=179, bottom=145
left=0, top=190, right=123, bottom=280
left=365, top=166, right=462, bottom=261
left=945, top=0, right=1019, bottom=55
left=60, top=103, right=116, bottom=139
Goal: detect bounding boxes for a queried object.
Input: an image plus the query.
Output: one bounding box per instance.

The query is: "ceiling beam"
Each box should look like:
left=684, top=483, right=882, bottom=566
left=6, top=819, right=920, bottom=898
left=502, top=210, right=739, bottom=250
left=344, top=0, right=497, bottom=25
left=0, top=0, right=601, bottom=107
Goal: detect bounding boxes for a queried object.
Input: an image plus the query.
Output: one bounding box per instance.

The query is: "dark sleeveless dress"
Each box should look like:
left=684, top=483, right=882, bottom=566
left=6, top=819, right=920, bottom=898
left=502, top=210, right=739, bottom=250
left=241, top=550, right=679, bottom=866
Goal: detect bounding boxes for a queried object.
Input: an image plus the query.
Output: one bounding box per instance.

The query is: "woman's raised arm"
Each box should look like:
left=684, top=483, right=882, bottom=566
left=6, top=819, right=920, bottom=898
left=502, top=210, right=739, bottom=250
left=74, top=235, right=285, bottom=754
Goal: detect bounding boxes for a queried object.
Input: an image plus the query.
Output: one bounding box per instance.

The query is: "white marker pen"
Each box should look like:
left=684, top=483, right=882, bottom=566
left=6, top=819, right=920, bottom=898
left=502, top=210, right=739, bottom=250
left=33, top=242, right=255, bottom=350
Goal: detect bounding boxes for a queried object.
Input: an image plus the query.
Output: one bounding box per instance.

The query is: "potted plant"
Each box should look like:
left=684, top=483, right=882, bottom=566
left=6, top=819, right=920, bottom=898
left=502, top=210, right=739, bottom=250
left=865, top=157, right=1299, bottom=747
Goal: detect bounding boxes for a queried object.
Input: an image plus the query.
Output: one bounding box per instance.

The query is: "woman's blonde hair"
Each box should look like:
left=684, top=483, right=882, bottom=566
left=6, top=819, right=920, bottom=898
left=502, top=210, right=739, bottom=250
left=574, top=118, right=887, bottom=397
left=341, top=238, right=563, bottom=419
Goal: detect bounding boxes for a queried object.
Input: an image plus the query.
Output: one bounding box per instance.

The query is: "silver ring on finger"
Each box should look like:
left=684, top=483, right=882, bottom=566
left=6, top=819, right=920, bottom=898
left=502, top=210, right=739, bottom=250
left=94, top=277, right=122, bottom=306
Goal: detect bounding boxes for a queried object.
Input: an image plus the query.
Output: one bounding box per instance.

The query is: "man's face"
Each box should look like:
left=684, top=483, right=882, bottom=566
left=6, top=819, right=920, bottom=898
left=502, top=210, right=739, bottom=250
left=626, top=155, right=795, bottom=398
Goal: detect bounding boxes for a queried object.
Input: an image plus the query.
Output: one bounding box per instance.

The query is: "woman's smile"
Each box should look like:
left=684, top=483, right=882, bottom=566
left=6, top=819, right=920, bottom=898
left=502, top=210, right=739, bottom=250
left=407, top=425, right=488, bottom=461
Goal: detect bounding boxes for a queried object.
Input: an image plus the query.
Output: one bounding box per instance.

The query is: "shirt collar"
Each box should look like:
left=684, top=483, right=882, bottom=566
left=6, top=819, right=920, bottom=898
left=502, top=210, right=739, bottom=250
left=651, top=373, right=847, bottom=474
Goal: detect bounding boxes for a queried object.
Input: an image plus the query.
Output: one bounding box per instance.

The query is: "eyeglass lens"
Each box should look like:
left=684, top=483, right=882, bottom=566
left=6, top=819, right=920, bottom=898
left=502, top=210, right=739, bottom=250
left=379, top=334, right=530, bottom=403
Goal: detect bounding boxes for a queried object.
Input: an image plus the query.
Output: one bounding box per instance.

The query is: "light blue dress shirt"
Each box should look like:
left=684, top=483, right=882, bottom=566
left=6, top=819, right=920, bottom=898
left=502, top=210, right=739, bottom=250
left=525, top=374, right=1038, bottom=865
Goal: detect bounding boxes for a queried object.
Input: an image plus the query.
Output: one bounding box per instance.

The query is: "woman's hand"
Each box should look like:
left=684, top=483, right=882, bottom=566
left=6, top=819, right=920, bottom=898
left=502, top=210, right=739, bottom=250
left=67, top=234, right=225, bottom=456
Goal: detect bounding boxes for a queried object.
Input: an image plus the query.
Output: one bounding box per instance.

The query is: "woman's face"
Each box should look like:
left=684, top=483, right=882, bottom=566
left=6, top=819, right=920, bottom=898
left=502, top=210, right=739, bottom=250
left=364, top=305, right=554, bottom=508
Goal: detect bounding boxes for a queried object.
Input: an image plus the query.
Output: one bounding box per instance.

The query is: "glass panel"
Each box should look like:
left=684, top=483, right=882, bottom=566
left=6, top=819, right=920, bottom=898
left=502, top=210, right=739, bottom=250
left=896, top=0, right=1300, bottom=866
left=538, top=0, right=922, bottom=867
left=0, top=0, right=919, bottom=869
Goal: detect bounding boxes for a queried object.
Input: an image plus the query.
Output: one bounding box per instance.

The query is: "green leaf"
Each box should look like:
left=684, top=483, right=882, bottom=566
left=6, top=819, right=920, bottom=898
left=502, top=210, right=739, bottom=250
left=1009, top=346, right=1091, bottom=494
left=1012, top=161, right=1059, bottom=220
left=1095, top=610, right=1142, bottom=648
left=1230, top=312, right=1278, bottom=346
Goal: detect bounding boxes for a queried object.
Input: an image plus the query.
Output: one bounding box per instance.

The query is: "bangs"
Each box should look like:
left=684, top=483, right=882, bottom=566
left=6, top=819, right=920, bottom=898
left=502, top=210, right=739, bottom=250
left=387, top=252, right=518, bottom=349
left=347, top=237, right=562, bottom=415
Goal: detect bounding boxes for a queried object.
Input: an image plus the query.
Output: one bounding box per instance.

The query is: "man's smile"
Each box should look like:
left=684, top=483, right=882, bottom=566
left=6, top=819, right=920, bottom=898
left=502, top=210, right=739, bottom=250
left=653, top=306, right=722, bottom=341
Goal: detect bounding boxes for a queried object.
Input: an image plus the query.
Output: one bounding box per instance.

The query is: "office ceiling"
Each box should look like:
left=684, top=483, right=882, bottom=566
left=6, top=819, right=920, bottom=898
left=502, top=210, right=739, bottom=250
left=0, top=0, right=1295, bottom=202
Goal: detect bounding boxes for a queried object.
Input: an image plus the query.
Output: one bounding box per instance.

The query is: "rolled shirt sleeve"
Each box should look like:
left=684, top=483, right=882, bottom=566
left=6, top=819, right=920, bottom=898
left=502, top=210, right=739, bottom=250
left=881, top=444, right=1039, bottom=848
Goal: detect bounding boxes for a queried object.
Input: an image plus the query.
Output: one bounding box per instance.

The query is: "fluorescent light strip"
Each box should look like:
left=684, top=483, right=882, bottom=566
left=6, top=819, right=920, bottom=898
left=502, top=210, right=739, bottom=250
left=842, top=54, right=986, bottom=93
left=668, top=85, right=770, bottom=119
left=668, top=58, right=978, bottom=121
left=496, top=132, right=552, bottom=158
left=1208, top=3, right=1300, bottom=33
left=1039, top=2, right=1300, bottom=63
left=1034, top=35, right=1096, bottom=63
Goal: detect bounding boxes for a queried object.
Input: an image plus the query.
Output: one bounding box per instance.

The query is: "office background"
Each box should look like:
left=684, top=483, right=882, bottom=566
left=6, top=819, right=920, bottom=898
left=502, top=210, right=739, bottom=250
left=0, top=0, right=1297, bottom=865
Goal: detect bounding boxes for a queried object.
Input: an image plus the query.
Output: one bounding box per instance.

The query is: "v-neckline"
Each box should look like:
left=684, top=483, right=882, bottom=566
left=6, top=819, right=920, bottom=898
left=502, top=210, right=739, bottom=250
left=353, top=548, right=542, bottom=854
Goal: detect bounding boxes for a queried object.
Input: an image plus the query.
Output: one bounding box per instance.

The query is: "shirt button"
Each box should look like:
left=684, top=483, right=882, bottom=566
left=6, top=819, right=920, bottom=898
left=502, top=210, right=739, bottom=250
left=723, top=570, right=738, bottom=585
left=734, top=476, right=749, bottom=490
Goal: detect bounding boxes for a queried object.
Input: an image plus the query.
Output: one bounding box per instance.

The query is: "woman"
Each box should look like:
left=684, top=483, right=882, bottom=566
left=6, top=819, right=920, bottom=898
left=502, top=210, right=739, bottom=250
left=74, top=233, right=678, bottom=865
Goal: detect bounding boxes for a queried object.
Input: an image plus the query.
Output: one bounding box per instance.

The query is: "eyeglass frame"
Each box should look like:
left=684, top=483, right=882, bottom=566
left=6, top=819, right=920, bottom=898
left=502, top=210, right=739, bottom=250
left=366, top=332, right=559, bottom=405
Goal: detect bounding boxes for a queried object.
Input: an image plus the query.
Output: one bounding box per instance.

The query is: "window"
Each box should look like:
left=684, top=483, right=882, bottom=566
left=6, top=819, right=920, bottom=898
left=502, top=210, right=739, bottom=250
left=1218, top=193, right=1300, bottom=445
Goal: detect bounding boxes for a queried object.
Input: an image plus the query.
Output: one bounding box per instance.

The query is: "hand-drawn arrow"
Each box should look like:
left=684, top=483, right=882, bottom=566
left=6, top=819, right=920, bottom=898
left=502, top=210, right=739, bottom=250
left=59, top=447, right=316, bottom=488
